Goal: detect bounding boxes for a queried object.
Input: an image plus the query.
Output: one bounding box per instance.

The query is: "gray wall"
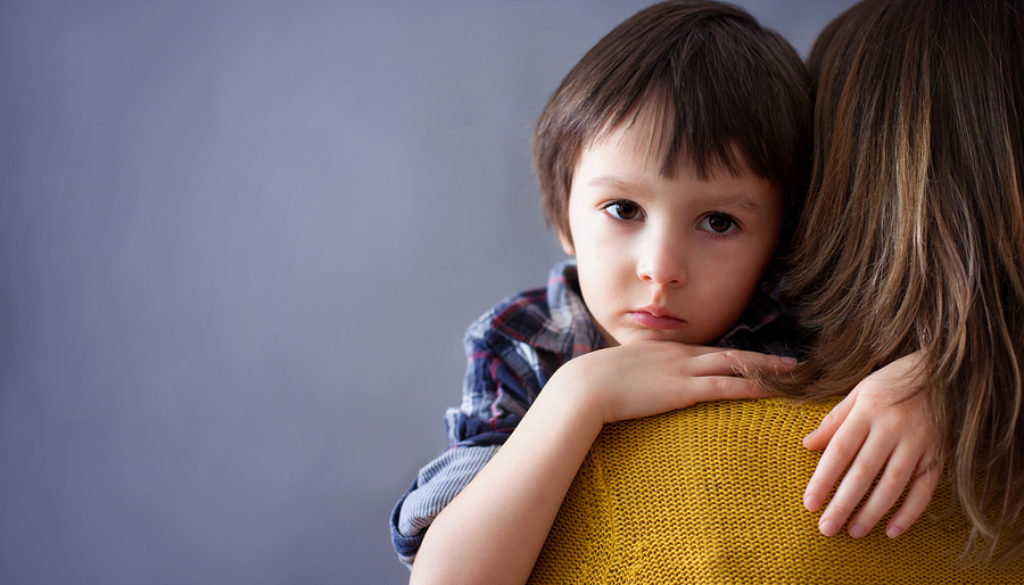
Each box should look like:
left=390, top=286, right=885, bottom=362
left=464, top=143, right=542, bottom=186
left=1, top=1, right=855, bottom=583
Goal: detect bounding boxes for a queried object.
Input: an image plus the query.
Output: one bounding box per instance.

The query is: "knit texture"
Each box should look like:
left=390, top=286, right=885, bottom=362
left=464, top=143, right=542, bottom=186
left=529, top=398, right=1024, bottom=584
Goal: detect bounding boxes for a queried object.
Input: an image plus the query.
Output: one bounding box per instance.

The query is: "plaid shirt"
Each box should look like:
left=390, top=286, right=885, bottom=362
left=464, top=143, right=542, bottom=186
left=390, top=260, right=803, bottom=566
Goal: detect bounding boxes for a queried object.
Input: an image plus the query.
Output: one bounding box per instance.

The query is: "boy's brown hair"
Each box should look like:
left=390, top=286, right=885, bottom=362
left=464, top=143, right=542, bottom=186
left=531, top=0, right=810, bottom=264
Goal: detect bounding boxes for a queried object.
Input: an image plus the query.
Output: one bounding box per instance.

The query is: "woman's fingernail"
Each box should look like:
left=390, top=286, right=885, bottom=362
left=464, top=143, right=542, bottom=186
left=848, top=523, right=867, bottom=538
left=820, top=518, right=839, bottom=536
left=781, top=357, right=797, bottom=365
left=886, top=524, right=904, bottom=539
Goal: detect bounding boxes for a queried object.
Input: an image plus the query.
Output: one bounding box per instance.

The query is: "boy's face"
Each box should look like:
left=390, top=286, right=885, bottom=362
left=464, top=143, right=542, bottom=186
left=560, top=124, right=782, bottom=347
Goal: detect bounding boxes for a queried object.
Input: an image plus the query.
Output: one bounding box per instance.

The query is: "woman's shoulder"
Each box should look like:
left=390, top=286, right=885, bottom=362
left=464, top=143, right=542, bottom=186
left=530, top=398, right=1024, bottom=584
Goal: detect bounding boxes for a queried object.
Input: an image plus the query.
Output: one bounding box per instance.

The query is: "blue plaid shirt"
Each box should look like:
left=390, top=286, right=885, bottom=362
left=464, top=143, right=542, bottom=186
left=390, top=260, right=803, bottom=566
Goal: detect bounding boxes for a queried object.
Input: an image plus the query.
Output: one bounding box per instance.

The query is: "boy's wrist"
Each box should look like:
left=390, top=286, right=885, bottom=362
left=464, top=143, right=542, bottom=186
left=544, top=356, right=608, bottom=433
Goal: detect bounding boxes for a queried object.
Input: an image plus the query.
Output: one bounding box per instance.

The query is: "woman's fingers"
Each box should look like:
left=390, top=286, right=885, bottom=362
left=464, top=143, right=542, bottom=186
left=816, top=431, right=895, bottom=535
left=803, top=414, right=870, bottom=513
left=885, top=458, right=941, bottom=538
left=844, top=442, right=921, bottom=538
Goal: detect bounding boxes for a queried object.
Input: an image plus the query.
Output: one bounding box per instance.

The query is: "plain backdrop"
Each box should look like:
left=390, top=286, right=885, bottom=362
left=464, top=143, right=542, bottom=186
left=1, top=1, right=856, bottom=583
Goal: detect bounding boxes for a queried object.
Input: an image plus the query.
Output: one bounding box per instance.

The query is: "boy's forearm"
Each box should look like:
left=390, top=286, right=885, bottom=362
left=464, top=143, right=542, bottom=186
left=409, top=368, right=602, bottom=585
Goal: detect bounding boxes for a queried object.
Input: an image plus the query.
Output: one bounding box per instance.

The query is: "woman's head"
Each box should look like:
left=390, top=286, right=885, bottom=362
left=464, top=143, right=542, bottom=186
left=782, top=0, right=1024, bottom=562
left=797, top=0, right=1024, bottom=350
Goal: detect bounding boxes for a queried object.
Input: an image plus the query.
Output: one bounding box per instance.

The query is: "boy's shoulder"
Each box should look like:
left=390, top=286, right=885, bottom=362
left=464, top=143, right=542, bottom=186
left=465, top=260, right=605, bottom=359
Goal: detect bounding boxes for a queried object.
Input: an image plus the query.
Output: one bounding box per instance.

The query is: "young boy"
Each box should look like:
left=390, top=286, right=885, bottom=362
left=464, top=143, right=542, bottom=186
left=393, top=2, right=934, bottom=582
left=393, top=1, right=807, bottom=578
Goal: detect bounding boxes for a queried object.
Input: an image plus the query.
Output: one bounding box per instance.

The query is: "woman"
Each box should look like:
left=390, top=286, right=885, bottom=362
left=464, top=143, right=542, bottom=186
left=780, top=0, right=1024, bottom=562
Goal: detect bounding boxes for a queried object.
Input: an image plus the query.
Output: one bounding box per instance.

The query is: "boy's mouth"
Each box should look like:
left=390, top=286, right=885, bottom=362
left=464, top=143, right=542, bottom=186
left=629, top=307, right=685, bottom=330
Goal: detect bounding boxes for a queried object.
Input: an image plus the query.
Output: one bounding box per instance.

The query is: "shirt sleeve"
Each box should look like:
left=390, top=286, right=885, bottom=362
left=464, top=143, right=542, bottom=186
left=389, top=313, right=543, bottom=566
left=390, top=444, right=501, bottom=567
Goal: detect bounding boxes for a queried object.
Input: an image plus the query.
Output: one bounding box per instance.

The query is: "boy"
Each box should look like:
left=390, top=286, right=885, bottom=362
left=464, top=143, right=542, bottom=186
left=392, top=2, right=809, bottom=581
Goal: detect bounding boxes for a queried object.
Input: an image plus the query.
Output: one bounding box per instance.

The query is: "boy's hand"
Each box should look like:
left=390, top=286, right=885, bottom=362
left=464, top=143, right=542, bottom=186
left=559, top=341, right=795, bottom=424
left=802, top=352, right=940, bottom=539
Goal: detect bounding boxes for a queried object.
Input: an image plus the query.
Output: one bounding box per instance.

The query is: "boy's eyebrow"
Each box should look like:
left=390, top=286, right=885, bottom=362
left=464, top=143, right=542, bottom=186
left=694, top=194, right=764, bottom=212
left=586, top=176, right=645, bottom=192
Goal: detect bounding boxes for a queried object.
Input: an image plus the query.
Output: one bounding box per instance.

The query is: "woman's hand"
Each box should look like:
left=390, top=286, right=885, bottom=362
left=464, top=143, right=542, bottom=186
left=802, top=352, right=941, bottom=539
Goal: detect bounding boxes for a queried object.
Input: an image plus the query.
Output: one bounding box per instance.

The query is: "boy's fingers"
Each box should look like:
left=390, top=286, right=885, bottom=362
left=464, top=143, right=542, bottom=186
left=692, top=348, right=797, bottom=376
left=845, top=443, right=920, bottom=538
left=683, top=376, right=770, bottom=405
left=885, top=459, right=941, bottom=539
left=817, top=432, right=895, bottom=536
left=803, top=416, right=869, bottom=512
left=804, top=392, right=856, bottom=450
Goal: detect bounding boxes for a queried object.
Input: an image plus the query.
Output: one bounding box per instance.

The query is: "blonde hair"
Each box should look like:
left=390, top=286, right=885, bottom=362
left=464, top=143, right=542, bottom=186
left=773, top=0, right=1024, bottom=563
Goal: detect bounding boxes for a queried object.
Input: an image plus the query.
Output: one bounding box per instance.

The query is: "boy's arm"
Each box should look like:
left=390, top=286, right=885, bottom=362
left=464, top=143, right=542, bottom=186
left=392, top=307, right=551, bottom=565
left=409, top=341, right=793, bottom=585
left=801, top=352, right=941, bottom=539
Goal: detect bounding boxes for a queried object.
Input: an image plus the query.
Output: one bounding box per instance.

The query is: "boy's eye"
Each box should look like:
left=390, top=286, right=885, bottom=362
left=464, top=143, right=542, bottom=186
left=700, top=212, right=738, bottom=234
left=602, top=200, right=643, bottom=221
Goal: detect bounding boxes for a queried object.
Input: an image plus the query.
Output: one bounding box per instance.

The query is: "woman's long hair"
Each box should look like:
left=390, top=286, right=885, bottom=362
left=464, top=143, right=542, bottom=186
left=776, top=0, right=1024, bottom=563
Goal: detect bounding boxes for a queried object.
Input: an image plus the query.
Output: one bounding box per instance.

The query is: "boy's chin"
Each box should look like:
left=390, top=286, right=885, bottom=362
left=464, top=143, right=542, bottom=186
left=608, top=329, right=715, bottom=347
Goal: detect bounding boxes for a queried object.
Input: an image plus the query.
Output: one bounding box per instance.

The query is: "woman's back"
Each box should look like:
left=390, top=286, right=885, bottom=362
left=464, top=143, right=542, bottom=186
left=530, top=399, right=1024, bottom=584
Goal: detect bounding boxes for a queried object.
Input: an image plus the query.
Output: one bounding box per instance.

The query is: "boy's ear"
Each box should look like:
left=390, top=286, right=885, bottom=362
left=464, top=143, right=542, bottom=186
left=558, top=230, right=575, bottom=256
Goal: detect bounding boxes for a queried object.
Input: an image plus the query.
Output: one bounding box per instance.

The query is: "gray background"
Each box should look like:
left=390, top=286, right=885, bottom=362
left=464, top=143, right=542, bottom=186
left=1, top=1, right=855, bottom=583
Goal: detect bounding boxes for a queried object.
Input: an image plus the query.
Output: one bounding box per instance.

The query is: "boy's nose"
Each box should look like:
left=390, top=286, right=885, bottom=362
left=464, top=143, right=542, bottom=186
left=636, top=235, right=687, bottom=287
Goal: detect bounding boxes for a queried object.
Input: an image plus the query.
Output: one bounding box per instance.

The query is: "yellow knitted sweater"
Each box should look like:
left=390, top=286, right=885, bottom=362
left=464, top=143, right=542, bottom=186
left=529, top=398, right=1024, bottom=584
